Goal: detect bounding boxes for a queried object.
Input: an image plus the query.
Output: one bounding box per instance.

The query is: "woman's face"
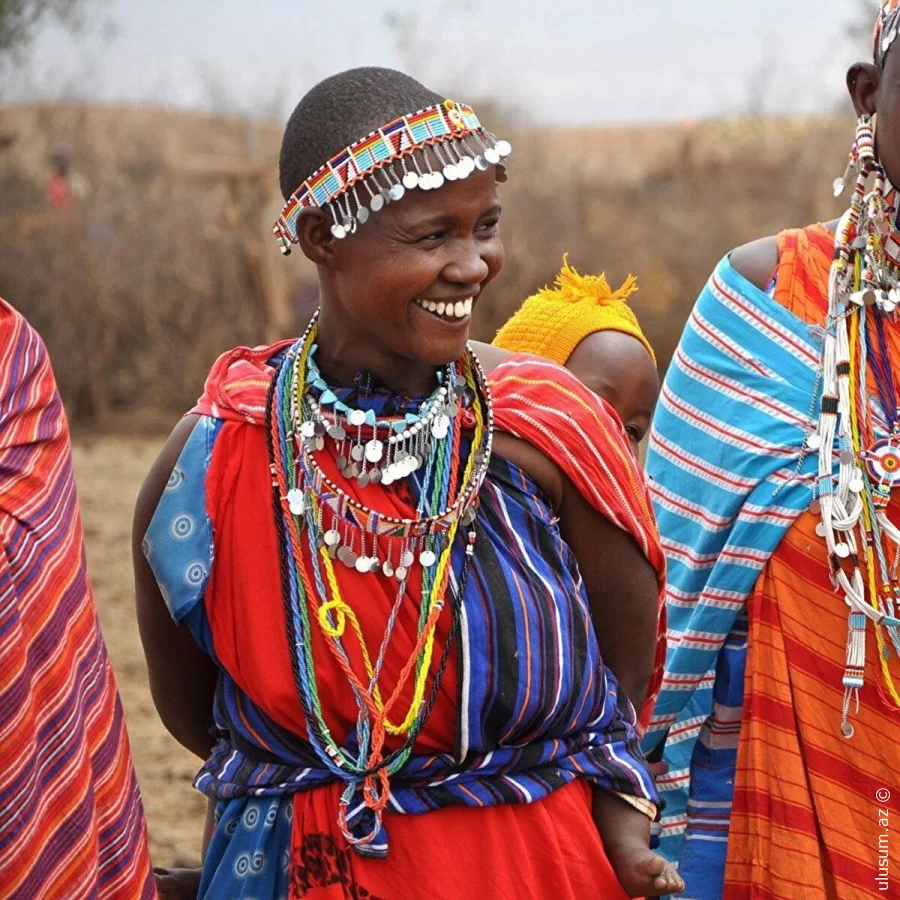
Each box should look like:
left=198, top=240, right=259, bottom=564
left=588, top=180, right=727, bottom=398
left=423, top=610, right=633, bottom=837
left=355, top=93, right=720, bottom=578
left=313, top=164, right=504, bottom=372
left=876, top=48, right=900, bottom=187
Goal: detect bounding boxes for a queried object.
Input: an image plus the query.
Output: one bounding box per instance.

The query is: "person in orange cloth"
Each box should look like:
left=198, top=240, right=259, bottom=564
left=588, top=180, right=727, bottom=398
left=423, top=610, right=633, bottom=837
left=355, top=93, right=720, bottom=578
left=644, top=3, right=900, bottom=896
left=493, top=256, right=659, bottom=454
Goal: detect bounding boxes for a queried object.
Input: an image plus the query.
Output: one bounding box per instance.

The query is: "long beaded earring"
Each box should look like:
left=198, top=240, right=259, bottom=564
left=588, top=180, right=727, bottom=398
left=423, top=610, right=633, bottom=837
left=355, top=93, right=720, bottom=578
left=834, top=114, right=877, bottom=199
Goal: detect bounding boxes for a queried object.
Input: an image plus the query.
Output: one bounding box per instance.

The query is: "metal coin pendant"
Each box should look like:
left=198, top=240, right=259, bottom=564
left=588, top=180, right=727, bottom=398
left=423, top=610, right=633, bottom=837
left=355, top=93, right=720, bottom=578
left=328, top=424, right=347, bottom=441
left=365, top=439, right=383, bottom=463
left=330, top=223, right=347, bottom=240
left=395, top=565, right=408, bottom=582
left=355, top=556, right=370, bottom=573
left=357, top=206, right=370, bottom=224
left=357, top=472, right=370, bottom=488
left=403, top=171, right=419, bottom=190
left=382, top=559, right=395, bottom=578
left=349, top=409, right=367, bottom=427
left=389, top=183, right=405, bottom=201
left=484, top=147, right=501, bottom=165
left=420, top=549, right=436, bottom=567
left=351, top=444, right=365, bottom=462
left=300, top=421, right=316, bottom=438
left=806, top=433, right=822, bottom=452
left=370, top=194, right=384, bottom=213
left=324, top=530, right=341, bottom=547
left=336, top=546, right=354, bottom=566
left=400, top=550, right=415, bottom=569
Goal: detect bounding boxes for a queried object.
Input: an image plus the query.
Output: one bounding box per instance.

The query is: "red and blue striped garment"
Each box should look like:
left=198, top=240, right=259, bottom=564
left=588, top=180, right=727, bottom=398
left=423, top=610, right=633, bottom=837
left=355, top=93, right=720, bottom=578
left=144, top=345, right=664, bottom=897
left=0, top=299, right=155, bottom=899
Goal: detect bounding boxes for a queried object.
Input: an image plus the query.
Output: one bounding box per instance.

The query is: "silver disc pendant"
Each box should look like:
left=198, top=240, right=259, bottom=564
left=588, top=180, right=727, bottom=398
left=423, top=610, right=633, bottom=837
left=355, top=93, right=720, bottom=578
left=395, top=565, right=408, bottom=582
left=400, top=550, right=415, bottom=569
left=365, top=440, right=384, bottom=463
left=355, top=556, right=370, bottom=573
left=300, top=421, right=316, bottom=439
left=324, top=530, right=341, bottom=547
left=403, top=171, right=419, bottom=190
left=328, top=424, right=347, bottom=441
left=474, top=155, right=488, bottom=171
left=330, top=223, right=347, bottom=240
left=337, top=546, right=356, bottom=567
left=495, top=139, right=512, bottom=158
left=357, top=472, right=370, bottom=488
left=431, top=172, right=445, bottom=190
left=806, top=432, right=822, bottom=452
left=370, top=194, right=384, bottom=212
left=389, top=183, right=405, bottom=201
left=443, top=164, right=458, bottom=181
left=348, top=409, right=367, bottom=427
left=484, top=147, right=501, bottom=165
left=369, top=468, right=383, bottom=485
left=382, top=559, right=395, bottom=578
left=357, top=206, right=370, bottom=224
left=420, top=549, right=436, bottom=567
left=350, top=444, right=365, bottom=462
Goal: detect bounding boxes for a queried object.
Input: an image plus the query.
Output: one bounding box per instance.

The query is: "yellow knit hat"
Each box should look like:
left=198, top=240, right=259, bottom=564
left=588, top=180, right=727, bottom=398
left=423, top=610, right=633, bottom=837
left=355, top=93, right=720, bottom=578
left=493, top=254, right=655, bottom=366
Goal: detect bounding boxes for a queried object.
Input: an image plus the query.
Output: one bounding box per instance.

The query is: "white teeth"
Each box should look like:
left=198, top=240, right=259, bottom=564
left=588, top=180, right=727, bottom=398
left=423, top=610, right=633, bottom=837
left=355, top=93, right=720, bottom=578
left=414, top=297, right=475, bottom=319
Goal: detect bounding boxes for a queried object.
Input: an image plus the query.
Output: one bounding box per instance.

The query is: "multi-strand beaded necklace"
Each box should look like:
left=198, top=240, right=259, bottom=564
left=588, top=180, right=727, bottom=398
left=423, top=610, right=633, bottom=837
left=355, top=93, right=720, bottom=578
left=265, top=313, right=493, bottom=853
left=817, top=117, right=900, bottom=737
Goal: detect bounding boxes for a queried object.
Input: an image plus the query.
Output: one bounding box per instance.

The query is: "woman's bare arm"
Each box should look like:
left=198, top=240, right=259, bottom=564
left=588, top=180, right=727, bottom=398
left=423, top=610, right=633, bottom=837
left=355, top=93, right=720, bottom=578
left=133, top=415, right=218, bottom=759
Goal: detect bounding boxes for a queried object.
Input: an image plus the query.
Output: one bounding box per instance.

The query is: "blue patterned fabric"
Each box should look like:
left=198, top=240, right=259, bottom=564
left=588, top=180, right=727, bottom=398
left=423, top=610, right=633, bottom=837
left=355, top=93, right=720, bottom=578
left=642, top=255, right=821, bottom=882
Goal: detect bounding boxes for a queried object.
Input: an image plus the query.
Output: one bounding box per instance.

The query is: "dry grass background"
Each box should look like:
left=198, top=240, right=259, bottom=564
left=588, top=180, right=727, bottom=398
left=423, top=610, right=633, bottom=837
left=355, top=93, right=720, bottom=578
left=2, top=101, right=856, bottom=863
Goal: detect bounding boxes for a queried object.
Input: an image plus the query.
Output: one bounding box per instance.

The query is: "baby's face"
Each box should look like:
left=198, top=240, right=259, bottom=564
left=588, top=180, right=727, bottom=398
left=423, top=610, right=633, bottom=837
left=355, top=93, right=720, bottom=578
left=565, top=331, right=660, bottom=456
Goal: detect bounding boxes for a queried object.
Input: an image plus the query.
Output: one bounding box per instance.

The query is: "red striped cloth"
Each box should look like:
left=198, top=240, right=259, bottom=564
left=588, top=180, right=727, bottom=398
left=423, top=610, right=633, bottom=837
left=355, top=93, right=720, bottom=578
left=725, top=227, right=900, bottom=898
left=0, top=299, right=155, bottom=899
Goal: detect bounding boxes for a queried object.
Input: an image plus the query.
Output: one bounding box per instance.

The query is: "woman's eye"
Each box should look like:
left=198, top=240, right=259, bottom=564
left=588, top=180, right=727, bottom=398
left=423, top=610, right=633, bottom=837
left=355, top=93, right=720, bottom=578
left=419, top=232, right=445, bottom=242
left=478, top=219, right=499, bottom=233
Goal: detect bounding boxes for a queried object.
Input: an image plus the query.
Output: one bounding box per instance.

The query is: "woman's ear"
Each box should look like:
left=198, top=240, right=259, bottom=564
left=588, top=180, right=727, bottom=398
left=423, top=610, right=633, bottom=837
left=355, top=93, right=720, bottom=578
left=847, top=62, right=881, bottom=118
left=296, top=208, right=337, bottom=266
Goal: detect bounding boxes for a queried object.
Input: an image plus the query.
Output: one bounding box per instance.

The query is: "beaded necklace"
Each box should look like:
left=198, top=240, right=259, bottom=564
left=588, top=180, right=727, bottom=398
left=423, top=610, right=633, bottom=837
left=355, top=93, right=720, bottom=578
left=817, top=124, right=900, bottom=737
left=266, top=313, right=492, bottom=853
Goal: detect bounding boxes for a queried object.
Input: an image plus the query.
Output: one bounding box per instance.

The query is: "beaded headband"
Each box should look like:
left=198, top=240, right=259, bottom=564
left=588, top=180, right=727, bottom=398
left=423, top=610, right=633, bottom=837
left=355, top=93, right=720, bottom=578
left=875, top=0, right=900, bottom=67
left=272, top=99, right=512, bottom=254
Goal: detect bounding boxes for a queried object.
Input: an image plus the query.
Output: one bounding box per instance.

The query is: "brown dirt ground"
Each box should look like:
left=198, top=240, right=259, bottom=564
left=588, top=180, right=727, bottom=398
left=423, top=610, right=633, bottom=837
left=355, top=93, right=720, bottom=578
left=72, top=433, right=206, bottom=867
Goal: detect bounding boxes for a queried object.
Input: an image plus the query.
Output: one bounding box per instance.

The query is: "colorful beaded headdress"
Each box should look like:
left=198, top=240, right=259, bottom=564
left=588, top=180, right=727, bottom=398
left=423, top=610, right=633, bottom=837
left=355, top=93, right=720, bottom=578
left=273, top=99, right=512, bottom=254
left=875, top=0, right=900, bottom=67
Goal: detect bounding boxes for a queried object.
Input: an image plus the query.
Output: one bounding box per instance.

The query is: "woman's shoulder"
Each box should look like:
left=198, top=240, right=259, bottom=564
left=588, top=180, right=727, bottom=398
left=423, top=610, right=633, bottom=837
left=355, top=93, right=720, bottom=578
left=728, top=235, right=779, bottom=291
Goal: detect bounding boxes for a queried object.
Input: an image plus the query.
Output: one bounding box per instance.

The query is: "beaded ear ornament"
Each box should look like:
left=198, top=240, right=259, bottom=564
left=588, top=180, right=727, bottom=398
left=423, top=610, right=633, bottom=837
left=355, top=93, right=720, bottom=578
left=272, top=99, right=512, bottom=252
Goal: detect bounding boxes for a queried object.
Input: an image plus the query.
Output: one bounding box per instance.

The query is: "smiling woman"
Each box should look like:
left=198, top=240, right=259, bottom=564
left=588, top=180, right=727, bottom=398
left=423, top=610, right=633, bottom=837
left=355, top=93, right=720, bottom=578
left=134, top=67, right=679, bottom=900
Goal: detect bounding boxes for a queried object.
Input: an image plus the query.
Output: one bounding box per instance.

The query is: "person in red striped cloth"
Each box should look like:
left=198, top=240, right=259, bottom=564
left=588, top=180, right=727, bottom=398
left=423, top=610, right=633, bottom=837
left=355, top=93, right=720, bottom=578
left=0, top=298, right=156, bottom=899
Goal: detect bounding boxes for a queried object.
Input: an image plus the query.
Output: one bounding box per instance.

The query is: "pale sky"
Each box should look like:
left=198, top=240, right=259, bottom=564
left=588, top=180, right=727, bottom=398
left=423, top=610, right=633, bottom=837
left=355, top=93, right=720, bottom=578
left=4, top=0, right=873, bottom=125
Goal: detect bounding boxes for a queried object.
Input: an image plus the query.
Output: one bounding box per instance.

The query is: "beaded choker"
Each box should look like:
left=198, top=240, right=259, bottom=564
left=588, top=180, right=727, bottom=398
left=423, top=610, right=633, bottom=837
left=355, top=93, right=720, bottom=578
left=267, top=313, right=492, bottom=854
left=273, top=99, right=511, bottom=251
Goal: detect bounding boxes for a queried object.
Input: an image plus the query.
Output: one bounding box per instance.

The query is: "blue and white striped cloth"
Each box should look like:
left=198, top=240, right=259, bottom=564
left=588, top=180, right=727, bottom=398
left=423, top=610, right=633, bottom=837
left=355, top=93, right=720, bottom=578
left=642, top=255, right=822, bottom=876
